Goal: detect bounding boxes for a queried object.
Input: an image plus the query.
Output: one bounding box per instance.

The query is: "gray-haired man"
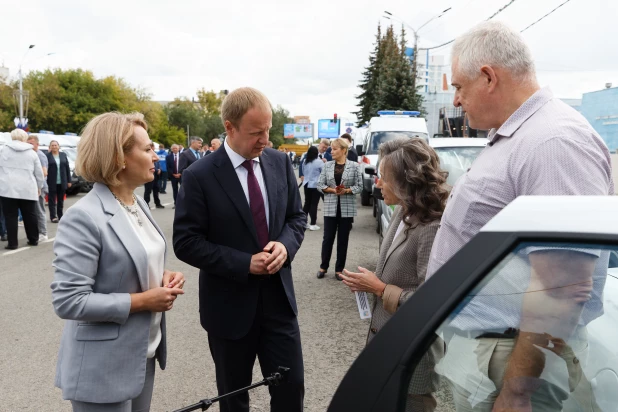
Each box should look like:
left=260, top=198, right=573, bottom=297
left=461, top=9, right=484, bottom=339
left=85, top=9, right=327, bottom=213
left=426, top=21, right=612, bottom=411
left=178, top=136, right=203, bottom=175
left=27, top=134, right=49, bottom=241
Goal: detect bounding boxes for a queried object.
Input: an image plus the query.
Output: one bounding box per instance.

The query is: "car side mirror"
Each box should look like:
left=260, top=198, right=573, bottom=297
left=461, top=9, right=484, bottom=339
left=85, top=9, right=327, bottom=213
left=356, top=145, right=365, bottom=156
left=373, top=186, right=383, bottom=201
left=364, top=166, right=376, bottom=176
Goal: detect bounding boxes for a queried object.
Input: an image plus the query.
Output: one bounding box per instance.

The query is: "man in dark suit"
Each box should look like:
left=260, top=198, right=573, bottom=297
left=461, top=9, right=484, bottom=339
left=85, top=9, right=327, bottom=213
left=166, top=144, right=182, bottom=207
left=173, top=87, right=306, bottom=412
left=178, top=136, right=203, bottom=175
left=341, top=133, right=358, bottom=162
left=144, top=142, right=164, bottom=209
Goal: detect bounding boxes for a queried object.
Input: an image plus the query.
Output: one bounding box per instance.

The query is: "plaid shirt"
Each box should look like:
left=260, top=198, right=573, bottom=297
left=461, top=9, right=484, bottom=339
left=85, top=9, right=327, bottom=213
left=317, top=160, right=363, bottom=218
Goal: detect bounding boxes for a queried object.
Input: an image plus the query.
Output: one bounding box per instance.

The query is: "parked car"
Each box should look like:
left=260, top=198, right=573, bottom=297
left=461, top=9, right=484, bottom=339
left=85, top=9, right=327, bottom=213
left=356, top=111, right=429, bottom=207
left=329, top=195, right=618, bottom=411
left=372, top=138, right=489, bottom=247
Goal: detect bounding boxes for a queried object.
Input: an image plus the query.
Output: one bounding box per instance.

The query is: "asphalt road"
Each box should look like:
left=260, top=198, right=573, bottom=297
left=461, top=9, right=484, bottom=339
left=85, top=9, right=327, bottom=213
left=0, top=182, right=380, bottom=411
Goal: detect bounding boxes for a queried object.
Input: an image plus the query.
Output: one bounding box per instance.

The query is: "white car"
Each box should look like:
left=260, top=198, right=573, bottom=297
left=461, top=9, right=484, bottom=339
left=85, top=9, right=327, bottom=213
left=330, top=196, right=618, bottom=411
left=357, top=111, right=429, bottom=206
left=373, top=138, right=489, bottom=247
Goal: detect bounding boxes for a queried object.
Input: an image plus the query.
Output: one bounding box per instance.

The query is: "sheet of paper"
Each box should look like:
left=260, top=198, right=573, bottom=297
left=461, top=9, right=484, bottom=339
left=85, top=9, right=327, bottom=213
left=355, top=291, right=372, bottom=319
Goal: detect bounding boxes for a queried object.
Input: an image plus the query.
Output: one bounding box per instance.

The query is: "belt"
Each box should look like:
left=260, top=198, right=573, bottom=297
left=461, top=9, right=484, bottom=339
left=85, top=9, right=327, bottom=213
left=450, top=327, right=519, bottom=340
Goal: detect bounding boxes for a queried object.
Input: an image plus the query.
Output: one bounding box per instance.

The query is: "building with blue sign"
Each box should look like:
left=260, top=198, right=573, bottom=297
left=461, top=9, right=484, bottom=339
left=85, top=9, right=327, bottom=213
left=579, top=85, right=618, bottom=153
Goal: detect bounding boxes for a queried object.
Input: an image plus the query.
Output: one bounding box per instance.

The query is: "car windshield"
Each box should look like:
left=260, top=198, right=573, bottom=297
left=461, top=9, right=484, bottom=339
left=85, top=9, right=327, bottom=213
left=435, top=146, right=484, bottom=186
left=63, top=148, right=77, bottom=162
left=368, top=131, right=429, bottom=155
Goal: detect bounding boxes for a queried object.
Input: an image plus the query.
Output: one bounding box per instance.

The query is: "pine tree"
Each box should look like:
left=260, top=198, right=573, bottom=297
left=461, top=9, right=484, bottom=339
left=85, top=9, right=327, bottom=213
left=355, top=24, right=424, bottom=124
left=396, top=26, right=424, bottom=113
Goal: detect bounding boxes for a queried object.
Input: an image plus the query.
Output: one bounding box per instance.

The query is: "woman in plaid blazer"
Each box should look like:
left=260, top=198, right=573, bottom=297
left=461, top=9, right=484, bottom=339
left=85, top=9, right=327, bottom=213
left=316, top=138, right=363, bottom=280
left=340, top=138, right=449, bottom=412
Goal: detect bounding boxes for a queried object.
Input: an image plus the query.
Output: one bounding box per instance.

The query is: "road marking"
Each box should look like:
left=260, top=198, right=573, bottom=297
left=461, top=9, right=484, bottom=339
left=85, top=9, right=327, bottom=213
left=162, top=203, right=173, bottom=207
left=42, top=237, right=55, bottom=243
left=3, top=247, right=30, bottom=256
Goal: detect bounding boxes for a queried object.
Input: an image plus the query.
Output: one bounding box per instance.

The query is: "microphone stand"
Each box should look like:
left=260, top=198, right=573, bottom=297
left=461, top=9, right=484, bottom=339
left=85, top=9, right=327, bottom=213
left=173, top=366, right=290, bottom=412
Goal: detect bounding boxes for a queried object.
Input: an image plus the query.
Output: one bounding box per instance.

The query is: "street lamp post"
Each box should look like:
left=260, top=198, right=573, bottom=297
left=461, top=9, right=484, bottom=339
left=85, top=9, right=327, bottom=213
left=17, top=45, right=35, bottom=127
left=384, top=8, right=451, bottom=92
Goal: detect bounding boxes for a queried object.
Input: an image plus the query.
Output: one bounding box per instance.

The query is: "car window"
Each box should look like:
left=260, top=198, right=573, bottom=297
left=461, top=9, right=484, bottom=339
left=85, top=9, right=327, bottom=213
left=368, top=131, right=429, bottom=155
left=434, top=147, right=484, bottom=186
left=63, top=148, right=77, bottom=162
left=404, top=241, right=617, bottom=411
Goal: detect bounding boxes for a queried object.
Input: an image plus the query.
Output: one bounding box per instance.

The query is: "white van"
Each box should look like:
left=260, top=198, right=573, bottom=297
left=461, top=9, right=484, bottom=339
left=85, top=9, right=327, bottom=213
left=356, top=110, right=429, bottom=206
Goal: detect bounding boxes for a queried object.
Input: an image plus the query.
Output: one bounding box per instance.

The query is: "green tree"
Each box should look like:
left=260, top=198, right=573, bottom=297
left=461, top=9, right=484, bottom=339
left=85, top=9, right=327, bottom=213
left=164, top=98, right=205, bottom=142
left=355, top=24, right=423, bottom=125
left=196, top=89, right=226, bottom=115
left=137, top=100, right=186, bottom=146
left=0, top=68, right=186, bottom=143
left=270, top=105, right=293, bottom=148
left=0, top=82, right=14, bottom=130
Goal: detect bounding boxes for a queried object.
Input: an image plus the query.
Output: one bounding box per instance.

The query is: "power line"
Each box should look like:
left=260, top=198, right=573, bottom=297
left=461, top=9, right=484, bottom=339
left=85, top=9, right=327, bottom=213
left=521, top=0, right=573, bottom=32
left=420, top=0, right=519, bottom=51
left=420, top=0, right=575, bottom=52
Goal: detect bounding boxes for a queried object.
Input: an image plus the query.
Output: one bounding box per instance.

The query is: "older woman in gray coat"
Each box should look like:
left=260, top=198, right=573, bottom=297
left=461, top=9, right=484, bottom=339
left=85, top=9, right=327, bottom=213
left=340, top=138, right=449, bottom=412
left=51, top=112, right=185, bottom=411
left=0, top=128, right=45, bottom=249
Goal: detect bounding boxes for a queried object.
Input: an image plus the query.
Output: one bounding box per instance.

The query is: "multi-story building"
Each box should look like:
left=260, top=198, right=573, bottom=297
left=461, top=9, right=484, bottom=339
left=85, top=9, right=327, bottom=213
left=579, top=84, right=618, bottom=152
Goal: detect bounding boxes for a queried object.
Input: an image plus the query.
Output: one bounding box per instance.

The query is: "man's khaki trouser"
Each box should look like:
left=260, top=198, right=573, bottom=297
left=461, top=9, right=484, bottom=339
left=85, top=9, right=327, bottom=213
left=436, top=328, right=600, bottom=411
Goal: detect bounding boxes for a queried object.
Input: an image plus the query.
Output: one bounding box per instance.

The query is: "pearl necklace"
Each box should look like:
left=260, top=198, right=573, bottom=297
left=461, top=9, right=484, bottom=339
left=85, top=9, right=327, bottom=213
left=112, top=192, right=143, bottom=227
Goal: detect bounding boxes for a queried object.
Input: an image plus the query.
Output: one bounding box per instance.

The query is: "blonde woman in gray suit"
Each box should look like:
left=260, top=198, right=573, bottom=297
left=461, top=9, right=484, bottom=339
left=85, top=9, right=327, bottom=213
left=340, top=138, right=449, bottom=412
left=51, top=112, right=185, bottom=411
left=317, top=137, right=363, bottom=280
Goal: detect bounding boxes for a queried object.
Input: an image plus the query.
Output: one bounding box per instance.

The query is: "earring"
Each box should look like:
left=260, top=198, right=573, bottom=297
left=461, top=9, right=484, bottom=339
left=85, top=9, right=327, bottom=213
left=122, top=164, right=126, bottom=169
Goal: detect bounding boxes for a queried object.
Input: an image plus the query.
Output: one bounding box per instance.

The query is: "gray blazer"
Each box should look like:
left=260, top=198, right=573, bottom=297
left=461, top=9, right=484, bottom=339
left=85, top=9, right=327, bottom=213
left=367, top=206, right=443, bottom=395
left=51, top=183, right=167, bottom=404
left=317, top=160, right=363, bottom=218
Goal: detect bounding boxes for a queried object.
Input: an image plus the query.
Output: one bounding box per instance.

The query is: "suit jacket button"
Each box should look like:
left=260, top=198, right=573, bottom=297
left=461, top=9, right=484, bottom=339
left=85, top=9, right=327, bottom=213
left=573, top=357, right=579, bottom=364
left=370, top=327, right=378, bottom=334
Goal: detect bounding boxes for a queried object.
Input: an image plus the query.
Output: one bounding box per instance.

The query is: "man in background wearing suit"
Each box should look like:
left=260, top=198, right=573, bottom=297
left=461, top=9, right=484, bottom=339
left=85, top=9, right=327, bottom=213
left=318, top=138, right=332, bottom=162
left=341, top=133, right=358, bottom=162
left=166, top=144, right=182, bottom=207
left=178, top=136, right=203, bottom=175
left=173, top=87, right=306, bottom=412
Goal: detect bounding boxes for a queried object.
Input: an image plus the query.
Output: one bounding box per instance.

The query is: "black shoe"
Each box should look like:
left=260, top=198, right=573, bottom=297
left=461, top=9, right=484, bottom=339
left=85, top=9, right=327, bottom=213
left=335, top=273, right=343, bottom=281
left=0, top=235, right=7, bottom=241
left=4, top=245, right=17, bottom=250
left=317, top=270, right=325, bottom=279
left=27, top=241, right=38, bottom=246
left=156, top=204, right=165, bottom=209
left=160, top=191, right=167, bottom=194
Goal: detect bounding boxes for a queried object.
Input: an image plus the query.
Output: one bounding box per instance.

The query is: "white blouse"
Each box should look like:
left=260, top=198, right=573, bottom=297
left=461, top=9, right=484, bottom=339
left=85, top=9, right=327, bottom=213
left=120, top=201, right=166, bottom=359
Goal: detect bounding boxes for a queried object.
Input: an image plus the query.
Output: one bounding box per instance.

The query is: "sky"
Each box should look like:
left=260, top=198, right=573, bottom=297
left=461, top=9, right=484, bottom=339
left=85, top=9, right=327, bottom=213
left=2, top=0, right=617, bottom=127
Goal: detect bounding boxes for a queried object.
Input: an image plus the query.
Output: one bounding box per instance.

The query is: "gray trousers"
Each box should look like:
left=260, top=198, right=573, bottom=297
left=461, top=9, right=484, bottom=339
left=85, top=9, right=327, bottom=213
left=37, top=194, right=47, bottom=236
left=70, top=358, right=156, bottom=412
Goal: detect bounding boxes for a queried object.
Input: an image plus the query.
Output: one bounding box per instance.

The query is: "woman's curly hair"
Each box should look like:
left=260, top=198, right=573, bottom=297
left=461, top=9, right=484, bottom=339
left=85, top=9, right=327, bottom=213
left=379, top=138, right=449, bottom=229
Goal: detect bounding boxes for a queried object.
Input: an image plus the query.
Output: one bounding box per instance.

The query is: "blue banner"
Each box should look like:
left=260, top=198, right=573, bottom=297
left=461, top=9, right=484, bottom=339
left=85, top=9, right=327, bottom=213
left=317, top=119, right=340, bottom=139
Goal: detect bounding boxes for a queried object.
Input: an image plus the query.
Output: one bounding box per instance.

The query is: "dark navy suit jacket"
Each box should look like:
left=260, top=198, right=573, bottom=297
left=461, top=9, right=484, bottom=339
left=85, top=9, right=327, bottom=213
left=173, top=147, right=306, bottom=339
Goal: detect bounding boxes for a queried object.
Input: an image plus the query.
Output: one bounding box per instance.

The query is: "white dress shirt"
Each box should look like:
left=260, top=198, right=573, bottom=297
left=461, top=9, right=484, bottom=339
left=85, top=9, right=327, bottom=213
left=173, top=153, right=179, bottom=173
left=224, top=142, right=270, bottom=228
left=120, top=203, right=165, bottom=359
